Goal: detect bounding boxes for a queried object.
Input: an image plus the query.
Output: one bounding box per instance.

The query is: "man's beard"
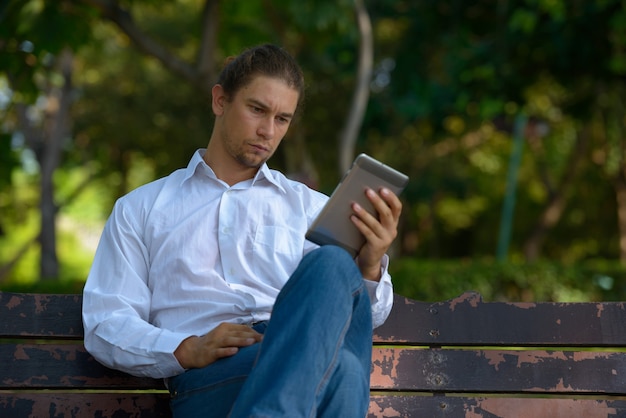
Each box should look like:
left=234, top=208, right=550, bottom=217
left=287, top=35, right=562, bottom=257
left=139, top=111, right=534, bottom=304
left=233, top=143, right=272, bottom=169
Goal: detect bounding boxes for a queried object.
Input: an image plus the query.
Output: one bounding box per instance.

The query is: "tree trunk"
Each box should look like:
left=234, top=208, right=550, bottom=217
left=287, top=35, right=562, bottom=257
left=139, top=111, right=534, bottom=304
left=612, top=87, right=626, bottom=263
left=522, top=131, right=587, bottom=261
left=338, top=0, right=373, bottom=174
left=10, top=48, right=75, bottom=280
left=615, top=170, right=626, bottom=263
left=197, top=0, right=220, bottom=89
left=38, top=49, right=74, bottom=279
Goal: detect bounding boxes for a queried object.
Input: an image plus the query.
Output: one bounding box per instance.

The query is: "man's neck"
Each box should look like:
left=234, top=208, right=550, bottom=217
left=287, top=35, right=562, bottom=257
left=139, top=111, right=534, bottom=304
left=203, top=149, right=259, bottom=187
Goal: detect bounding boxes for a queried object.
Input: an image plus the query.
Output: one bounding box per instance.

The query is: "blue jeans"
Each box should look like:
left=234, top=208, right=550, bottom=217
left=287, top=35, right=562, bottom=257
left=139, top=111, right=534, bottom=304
left=168, top=245, right=373, bottom=418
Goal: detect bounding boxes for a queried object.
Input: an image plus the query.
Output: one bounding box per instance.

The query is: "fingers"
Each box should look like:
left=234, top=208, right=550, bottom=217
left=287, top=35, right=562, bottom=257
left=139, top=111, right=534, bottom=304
left=220, top=326, right=263, bottom=349
left=175, top=323, right=263, bottom=369
left=214, top=324, right=263, bottom=362
left=380, top=188, right=403, bottom=220
left=371, top=187, right=403, bottom=226
left=207, top=324, right=263, bottom=362
left=213, top=323, right=263, bottom=349
left=351, top=188, right=401, bottom=241
left=214, top=346, right=239, bottom=358
left=351, top=188, right=402, bottom=281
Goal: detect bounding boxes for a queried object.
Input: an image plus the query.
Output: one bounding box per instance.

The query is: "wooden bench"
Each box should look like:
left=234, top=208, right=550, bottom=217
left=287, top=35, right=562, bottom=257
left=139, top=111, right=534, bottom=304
left=2, top=290, right=626, bottom=417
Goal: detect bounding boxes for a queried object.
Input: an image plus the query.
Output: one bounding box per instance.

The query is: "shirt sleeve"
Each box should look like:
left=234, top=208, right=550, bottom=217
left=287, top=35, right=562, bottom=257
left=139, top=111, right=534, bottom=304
left=82, top=199, right=190, bottom=379
left=363, top=254, right=394, bottom=329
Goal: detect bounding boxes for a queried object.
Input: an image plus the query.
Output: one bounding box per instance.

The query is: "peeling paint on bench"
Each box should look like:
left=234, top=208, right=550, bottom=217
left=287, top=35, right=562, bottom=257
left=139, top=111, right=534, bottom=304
left=2, top=291, right=626, bottom=417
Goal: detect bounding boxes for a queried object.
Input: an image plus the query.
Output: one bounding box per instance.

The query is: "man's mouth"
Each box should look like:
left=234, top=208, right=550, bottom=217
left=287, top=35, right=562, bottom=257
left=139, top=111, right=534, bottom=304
left=249, top=143, right=269, bottom=153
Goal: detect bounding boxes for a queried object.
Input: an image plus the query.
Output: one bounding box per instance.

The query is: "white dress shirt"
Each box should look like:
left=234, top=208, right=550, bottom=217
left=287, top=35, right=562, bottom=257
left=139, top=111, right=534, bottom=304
left=82, top=150, right=394, bottom=378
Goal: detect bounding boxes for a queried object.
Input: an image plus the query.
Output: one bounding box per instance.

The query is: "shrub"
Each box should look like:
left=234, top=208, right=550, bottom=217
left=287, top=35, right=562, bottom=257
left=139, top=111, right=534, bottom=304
left=389, top=258, right=626, bottom=302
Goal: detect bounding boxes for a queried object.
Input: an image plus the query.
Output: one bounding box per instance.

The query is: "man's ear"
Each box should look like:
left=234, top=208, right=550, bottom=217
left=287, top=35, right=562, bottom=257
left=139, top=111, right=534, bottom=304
left=211, top=84, right=227, bottom=116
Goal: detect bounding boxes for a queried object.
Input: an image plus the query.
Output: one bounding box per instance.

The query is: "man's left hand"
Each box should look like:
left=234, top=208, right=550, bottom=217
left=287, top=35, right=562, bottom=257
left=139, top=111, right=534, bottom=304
left=351, top=187, right=402, bottom=281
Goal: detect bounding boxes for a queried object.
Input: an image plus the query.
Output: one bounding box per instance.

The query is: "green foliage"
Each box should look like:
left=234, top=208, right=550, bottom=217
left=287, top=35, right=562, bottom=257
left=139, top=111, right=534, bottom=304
left=0, top=0, right=94, bottom=101
left=0, top=276, right=86, bottom=293
left=390, top=257, right=626, bottom=302
left=2, top=217, right=95, bottom=287
left=0, top=164, right=107, bottom=286
left=363, top=0, right=626, bottom=262
left=2, top=0, right=626, bottom=296
left=72, top=21, right=211, bottom=194
left=6, top=253, right=626, bottom=303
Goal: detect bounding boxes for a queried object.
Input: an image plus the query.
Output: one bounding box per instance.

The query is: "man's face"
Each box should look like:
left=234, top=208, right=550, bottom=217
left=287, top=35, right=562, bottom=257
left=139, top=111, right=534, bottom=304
left=213, top=75, right=300, bottom=170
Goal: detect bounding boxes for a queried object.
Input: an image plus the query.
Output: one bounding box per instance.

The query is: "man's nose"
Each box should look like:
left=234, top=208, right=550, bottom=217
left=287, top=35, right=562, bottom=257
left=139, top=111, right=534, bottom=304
left=257, top=117, right=275, bottom=139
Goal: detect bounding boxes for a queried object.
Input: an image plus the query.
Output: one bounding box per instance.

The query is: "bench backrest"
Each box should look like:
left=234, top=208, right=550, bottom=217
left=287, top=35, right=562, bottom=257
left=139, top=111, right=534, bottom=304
left=2, top=291, right=626, bottom=418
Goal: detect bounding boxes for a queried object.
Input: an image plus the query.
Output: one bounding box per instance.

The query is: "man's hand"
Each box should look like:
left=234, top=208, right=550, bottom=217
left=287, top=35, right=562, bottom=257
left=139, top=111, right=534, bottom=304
left=174, top=322, right=263, bottom=370
left=351, top=187, right=402, bottom=281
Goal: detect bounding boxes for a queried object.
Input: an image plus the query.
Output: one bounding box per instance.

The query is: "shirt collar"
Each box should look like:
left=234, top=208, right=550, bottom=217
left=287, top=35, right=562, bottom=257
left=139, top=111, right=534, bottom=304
left=254, top=163, right=286, bottom=193
left=183, top=149, right=286, bottom=193
left=182, top=149, right=211, bottom=183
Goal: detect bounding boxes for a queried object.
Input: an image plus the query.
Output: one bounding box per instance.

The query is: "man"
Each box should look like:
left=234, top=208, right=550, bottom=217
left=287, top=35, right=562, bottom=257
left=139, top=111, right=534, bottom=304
left=82, top=44, right=402, bottom=417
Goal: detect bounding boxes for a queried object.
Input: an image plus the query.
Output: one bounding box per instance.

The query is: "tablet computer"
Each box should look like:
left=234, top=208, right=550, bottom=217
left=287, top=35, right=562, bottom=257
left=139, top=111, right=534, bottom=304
left=305, top=154, right=409, bottom=257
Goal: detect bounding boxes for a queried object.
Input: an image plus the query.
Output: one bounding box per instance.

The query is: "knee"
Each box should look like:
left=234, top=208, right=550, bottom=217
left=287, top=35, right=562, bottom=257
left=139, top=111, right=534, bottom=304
left=334, top=349, right=370, bottom=385
left=304, top=245, right=362, bottom=286
left=279, top=245, right=364, bottom=307
left=306, top=245, right=355, bottom=268
left=317, top=349, right=370, bottom=415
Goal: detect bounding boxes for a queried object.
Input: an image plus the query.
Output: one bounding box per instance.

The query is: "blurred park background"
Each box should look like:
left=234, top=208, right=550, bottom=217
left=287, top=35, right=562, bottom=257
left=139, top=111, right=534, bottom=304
left=1, top=0, right=626, bottom=302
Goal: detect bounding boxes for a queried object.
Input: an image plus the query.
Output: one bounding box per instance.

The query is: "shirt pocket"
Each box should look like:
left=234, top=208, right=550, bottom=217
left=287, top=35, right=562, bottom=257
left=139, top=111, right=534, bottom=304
left=253, top=225, right=302, bottom=256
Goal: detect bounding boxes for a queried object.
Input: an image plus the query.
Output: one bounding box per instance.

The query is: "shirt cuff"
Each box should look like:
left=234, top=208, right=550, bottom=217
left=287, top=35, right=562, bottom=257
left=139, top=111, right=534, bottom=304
left=153, top=331, right=193, bottom=377
left=362, top=254, right=394, bottom=328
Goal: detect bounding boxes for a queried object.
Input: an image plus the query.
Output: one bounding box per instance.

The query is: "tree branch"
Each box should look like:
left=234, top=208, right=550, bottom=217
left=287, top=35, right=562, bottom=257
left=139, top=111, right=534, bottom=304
left=81, top=0, right=203, bottom=91
left=0, top=236, right=37, bottom=283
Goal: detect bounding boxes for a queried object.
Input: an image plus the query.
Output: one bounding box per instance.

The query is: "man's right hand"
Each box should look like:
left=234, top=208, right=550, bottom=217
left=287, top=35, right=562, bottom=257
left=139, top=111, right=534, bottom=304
left=174, top=322, right=263, bottom=369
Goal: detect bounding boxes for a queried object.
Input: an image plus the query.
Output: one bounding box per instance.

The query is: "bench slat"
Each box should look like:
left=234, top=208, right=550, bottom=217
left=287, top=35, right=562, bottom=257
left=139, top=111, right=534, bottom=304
left=5, top=343, right=625, bottom=395
left=0, top=393, right=171, bottom=418
left=4, top=291, right=626, bottom=347
left=368, top=395, right=626, bottom=418
left=2, top=394, right=625, bottom=418
left=0, top=292, right=83, bottom=339
left=1, top=344, right=165, bottom=390
left=375, top=293, right=626, bottom=346
left=370, top=347, right=626, bottom=394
